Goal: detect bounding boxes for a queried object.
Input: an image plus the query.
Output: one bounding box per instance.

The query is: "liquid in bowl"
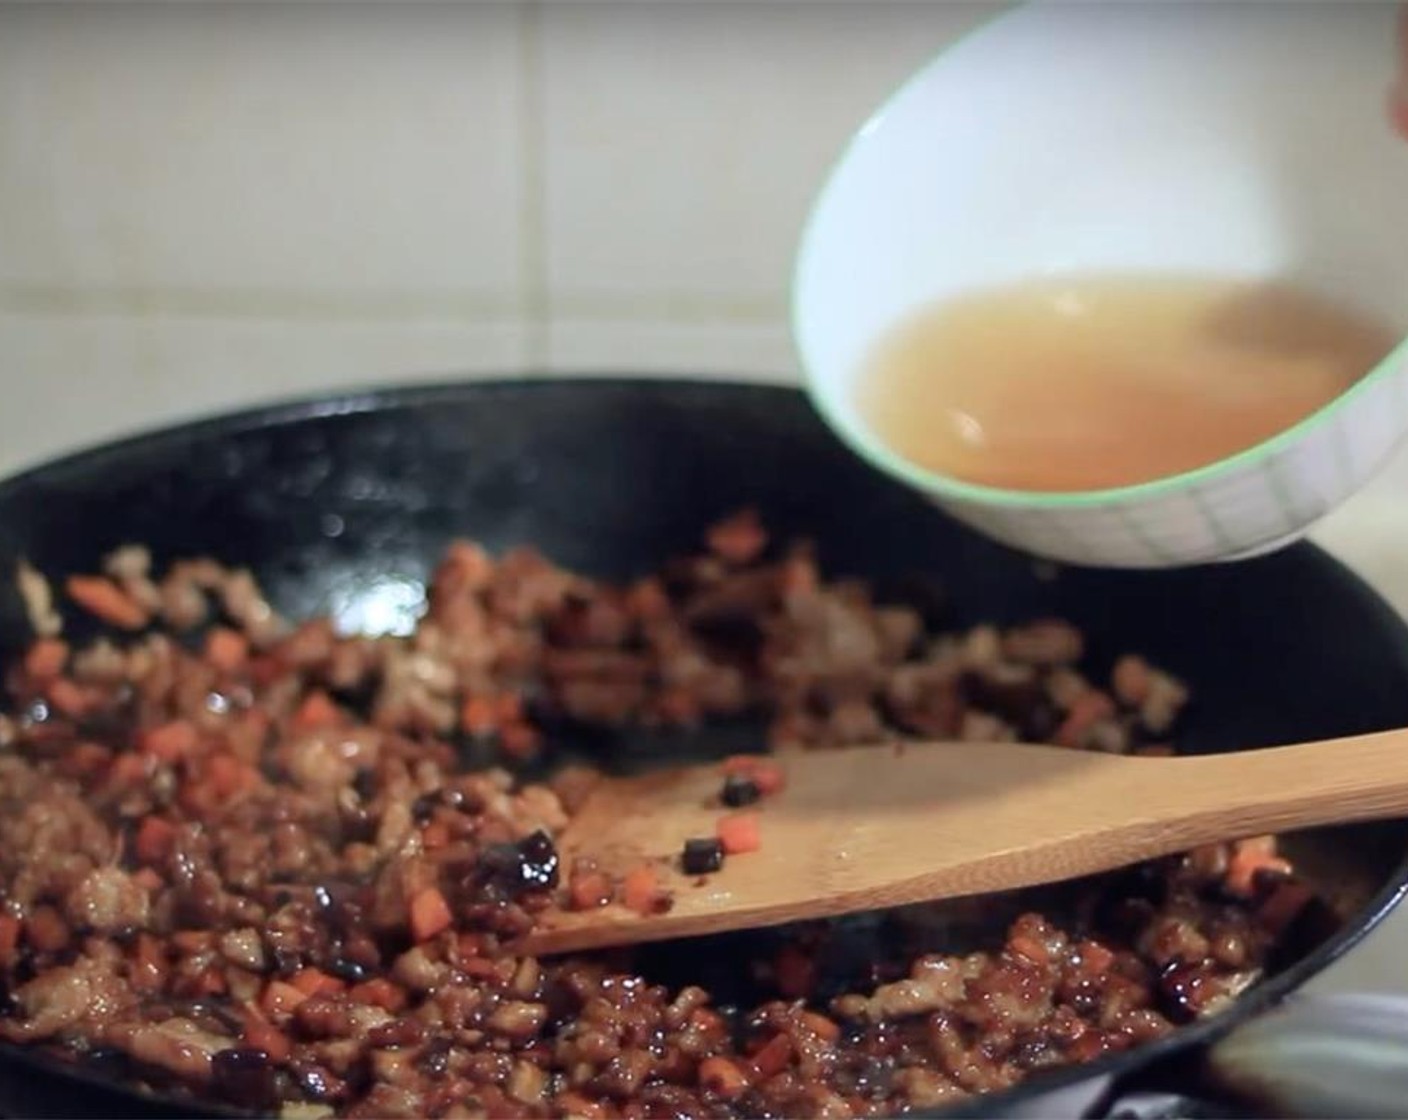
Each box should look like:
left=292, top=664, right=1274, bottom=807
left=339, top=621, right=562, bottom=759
left=855, top=274, right=1398, bottom=494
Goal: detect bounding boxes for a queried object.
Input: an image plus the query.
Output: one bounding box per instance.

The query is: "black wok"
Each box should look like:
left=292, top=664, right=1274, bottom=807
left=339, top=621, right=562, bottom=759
left=0, top=378, right=1405, bottom=1119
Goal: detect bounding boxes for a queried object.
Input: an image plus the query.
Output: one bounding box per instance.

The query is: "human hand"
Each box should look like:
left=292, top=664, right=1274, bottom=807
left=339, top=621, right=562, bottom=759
left=1393, top=4, right=1408, bottom=138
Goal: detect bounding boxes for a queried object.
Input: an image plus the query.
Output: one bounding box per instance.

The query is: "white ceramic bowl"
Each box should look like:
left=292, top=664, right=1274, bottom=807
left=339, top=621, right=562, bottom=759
left=794, top=1, right=1408, bottom=569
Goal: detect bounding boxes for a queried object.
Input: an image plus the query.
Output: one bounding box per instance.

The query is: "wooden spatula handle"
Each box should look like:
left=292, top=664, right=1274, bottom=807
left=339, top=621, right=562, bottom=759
left=523, top=727, right=1408, bottom=956
left=1143, top=728, right=1408, bottom=846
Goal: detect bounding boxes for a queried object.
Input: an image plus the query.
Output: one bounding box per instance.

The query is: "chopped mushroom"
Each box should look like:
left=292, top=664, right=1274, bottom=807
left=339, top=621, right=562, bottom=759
left=0, top=521, right=1317, bottom=1118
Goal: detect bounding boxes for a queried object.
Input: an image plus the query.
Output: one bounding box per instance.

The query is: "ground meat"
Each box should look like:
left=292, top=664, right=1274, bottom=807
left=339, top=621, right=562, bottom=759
left=0, top=515, right=1310, bottom=1118
left=0, top=949, right=134, bottom=1042
left=16, top=559, right=61, bottom=638
left=63, top=866, right=150, bottom=933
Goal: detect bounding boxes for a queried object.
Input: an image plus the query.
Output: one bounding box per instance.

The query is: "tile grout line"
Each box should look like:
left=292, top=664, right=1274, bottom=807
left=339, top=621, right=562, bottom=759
left=0, top=288, right=789, bottom=326
left=0, top=287, right=523, bottom=324
left=518, top=0, right=550, bottom=370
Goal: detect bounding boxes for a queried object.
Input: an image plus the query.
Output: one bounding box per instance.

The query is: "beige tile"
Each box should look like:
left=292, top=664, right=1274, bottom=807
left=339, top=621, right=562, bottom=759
left=539, top=0, right=1000, bottom=310
left=0, top=3, right=524, bottom=308
left=0, top=313, right=529, bottom=475
left=544, top=318, right=798, bottom=381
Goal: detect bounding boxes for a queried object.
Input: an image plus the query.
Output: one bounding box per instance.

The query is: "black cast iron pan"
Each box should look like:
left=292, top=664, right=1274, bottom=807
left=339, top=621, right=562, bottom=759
left=0, top=378, right=1406, bottom=1119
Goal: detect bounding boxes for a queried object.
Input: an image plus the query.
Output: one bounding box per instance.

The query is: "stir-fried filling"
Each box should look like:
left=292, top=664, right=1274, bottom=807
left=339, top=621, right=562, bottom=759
left=0, top=512, right=1322, bottom=1118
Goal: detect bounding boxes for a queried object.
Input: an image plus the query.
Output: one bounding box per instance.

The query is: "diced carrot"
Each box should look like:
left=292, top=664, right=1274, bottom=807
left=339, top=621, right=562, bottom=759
left=65, top=575, right=149, bottom=630
left=1067, top=1033, right=1105, bottom=1063
left=1055, top=690, right=1117, bottom=748
left=625, top=577, right=671, bottom=622
left=751, top=760, right=786, bottom=797
left=494, top=692, right=524, bottom=724
left=132, top=867, right=164, bottom=892
left=767, top=714, right=813, bottom=753
left=689, top=1008, right=727, bottom=1034
left=719, top=755, right=786, bottom=796
left=1111, top=654, right=1152, bottom=706
left=64, top=742, right=112, bottom=777
left=290, top=967, right=346, bottom=998
left=461, top=695, right=495, bottom=738
left=193, top=966, right=228, bottom=996
left=409, top=887, right=453, bottom=942
left=441, top=540, right=494, bottom=591
left=798, top=1010, right=840, bottom=1043
left=0, top=915, right=21, bottom=966
left=716, top=812, right=761, bottom=855
left=207, top=753, right=258, bottom=798
left=622, top=864, right=666, bottom=916
left=136, top=932, right=165, bottom=964
left=292, top=689, right=340, bottom=730
left=349, top=977, right=408, bottom=1014
left=226, top=709, right=270, bottom=765
left=26, top=906, right=69, bottom=953
left=706, top=508, right=767, bottom=565
left=179, top=782, right=217, bottom=818
left=421, top=819, right=450, bottom=851
left=110, top=752, right=153, bottom=786
left=721, top=755, right=763, bottom=776
left=1077, top=939, right=1115, bottom=974
left=1234, top=836, right=1278, bottom=860
left=556, top=1092, right=610, bottom=1120
left=204, top=627, right=249, bottom=673
left=23, top=638, right=68, bottom=681
left=234, top=760, right=260, bottom=794
left=748, top=1032, right=793, bottom=1078
left=569, top=870, right=614, bottom=911
left=207, top=756, right=240, bottom=797
left=247, top=654, right=283, bottom=689
left=499, top=721, right=541, bottom=761
left=46, top=678, right=91, bottom=718
left=698, top=1055, right=749, bottom=1100
left=654, top=688, right=700, bottom=725
left=1226, top=837, right=1292, bottom=898
left=141, top=719, right=198, bottom=762
left=172, top=930, right=213, bottom=953
left=260, top=979, right=308, bottom=1018
left=240, top=1004, right=292, bottom=1063
left=1009, top=935, right=1051, bottom=965
left=780, top=553, right=819, bottom=599
left=135, top=816, right=177, bottom=864
left=460, top=957, right=502, bottom=981
left=456, top=933, right=484, bottom=960
left=461, top=695, right=497, bottom=736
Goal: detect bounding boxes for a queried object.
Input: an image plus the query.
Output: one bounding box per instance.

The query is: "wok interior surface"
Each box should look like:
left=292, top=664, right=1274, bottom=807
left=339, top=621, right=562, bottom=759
left=0, top=378, right=1405, bottom=1119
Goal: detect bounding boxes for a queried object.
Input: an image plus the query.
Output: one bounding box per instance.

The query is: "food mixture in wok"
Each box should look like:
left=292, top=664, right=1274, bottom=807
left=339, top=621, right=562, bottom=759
left=0, top=511, right=1324, bottom=1118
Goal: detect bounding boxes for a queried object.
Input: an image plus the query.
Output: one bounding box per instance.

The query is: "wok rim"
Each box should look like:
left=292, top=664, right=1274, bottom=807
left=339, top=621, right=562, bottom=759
left=0, top=374, right=1403, bottom=1119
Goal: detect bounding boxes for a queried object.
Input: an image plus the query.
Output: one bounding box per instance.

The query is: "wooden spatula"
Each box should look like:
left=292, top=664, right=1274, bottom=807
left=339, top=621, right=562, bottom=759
left=519, top=728, right=1408, bottom=955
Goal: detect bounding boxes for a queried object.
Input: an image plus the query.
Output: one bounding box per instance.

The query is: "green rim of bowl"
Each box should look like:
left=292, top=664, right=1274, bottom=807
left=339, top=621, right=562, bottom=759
left=791, top=1, right=1408, bottom=512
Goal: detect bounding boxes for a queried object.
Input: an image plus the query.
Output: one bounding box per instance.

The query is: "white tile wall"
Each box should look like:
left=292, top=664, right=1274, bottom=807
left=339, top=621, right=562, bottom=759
left=3, top=0, right=1408, bottom=995
left=0, top=311, right=526, bottom=467
left=544, top=318, right=795, bottom=378
left=0, top=3, right=525, bottom=304
left=0, top=0, right=997, bottom=462
left=537, top=1, right=992, bottom=313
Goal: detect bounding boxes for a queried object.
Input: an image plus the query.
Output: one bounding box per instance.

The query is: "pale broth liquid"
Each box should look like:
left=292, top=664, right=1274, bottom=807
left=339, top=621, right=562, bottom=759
left=856, top=275, right=1398, bottom=493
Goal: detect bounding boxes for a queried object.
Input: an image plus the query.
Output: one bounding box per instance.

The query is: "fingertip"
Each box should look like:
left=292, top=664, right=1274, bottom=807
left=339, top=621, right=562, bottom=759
left=1392, top=84, right=1408, bottom=141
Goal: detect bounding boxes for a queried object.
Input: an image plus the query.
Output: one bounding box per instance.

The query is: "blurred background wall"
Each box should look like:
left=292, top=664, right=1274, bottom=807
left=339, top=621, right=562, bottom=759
left=0, top=0, right=1404, bottom=607
left=0, top=2, right=992, bottom=465
left=1, top=0, right=1408, bottom=996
